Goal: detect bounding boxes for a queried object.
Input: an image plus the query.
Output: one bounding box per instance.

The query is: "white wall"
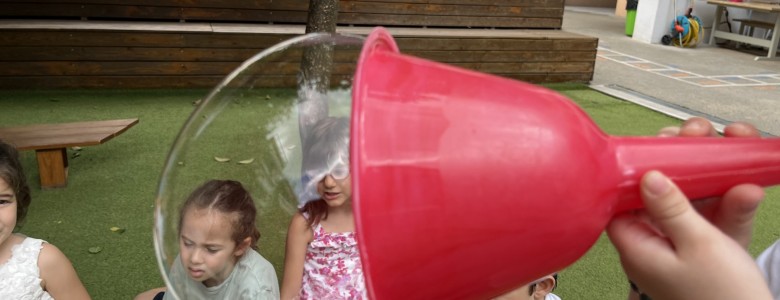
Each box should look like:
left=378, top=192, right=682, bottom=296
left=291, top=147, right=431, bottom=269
left=633, top=0, right=677, bottom=44
left=632, top=0, right=752, bottom=44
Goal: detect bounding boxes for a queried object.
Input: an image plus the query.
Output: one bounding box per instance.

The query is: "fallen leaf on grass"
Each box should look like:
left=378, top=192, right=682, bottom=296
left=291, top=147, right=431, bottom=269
left=71, top=146, right=82, bottom=151
left=214, top=157, right=230, bottom=162
left=238, top=158, right=254, bottom=165
left=88, top=247, right=102, bottom=254
left=110, top=227, right=126, bottom=234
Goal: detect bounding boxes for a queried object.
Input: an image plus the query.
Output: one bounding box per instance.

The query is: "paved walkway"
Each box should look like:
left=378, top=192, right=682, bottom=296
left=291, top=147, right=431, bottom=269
left=598, top=48, right=780, bottom=88
left=562, top=7, right=779, bottom=136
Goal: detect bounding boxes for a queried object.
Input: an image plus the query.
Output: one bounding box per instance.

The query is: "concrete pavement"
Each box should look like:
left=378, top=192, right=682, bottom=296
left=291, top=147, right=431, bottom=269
left=562, top=7, right=779, bottom=136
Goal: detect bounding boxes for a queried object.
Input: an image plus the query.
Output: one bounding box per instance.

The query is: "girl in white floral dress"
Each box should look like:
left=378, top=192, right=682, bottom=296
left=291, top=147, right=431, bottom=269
left=281, top=117, right=367, bottom=300
left=0, top=140, right=90, bottom=300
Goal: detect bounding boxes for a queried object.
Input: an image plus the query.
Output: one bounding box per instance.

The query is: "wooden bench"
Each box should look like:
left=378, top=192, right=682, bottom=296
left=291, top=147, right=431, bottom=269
left=0, top=118, right=138, bottom=189
left=735, top=18, right=775, bottom=39
left=707, top=0, right=780, bottom=60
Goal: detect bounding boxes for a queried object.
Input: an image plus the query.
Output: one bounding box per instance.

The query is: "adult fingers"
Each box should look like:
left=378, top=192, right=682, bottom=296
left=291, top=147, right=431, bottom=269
left=723, top=122, right=760, bottom=138
left=607, top=212, right=676, bottom=269
left=678, top=117, right=718, bottom=137
left=657, top=126, right=680, bottom=137
left=712, top=184, right=764, bottom=249
left=678, top=118, right=760, bottom=138
left=638, top=171, right=708, bottom=247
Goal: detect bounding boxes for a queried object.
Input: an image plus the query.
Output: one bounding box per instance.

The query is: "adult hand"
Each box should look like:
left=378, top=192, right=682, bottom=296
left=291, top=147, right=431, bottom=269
left=657, top=117, right=764, bottom=249
left=608, top=171, right=772, bottom=300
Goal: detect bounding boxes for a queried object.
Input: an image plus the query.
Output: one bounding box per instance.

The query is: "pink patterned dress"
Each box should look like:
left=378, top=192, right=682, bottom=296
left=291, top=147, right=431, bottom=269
left=299, top=220, right=367, bottom=299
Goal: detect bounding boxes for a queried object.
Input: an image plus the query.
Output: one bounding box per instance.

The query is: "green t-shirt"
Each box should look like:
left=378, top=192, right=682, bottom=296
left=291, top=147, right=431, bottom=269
left=164, top=249, right=279, bottom=299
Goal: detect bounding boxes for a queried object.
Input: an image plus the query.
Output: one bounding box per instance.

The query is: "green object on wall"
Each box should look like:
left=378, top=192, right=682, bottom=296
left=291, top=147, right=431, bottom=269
left=626, top=10, right=638, bottom=36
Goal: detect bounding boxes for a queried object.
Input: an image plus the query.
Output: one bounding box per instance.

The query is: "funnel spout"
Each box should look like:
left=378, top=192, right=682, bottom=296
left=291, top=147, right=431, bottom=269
left=613, top=136, right=780, bottom=212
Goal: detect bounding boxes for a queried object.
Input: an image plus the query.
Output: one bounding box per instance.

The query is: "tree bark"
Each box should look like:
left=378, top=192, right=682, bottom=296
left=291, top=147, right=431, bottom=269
left=299, top=0, right=338, bottom=148
left=305, top=0, right=338, bottom=34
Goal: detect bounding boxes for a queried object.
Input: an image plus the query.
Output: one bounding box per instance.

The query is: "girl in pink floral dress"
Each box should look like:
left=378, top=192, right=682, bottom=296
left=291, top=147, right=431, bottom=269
left=281, top=117, right=367, bottom=300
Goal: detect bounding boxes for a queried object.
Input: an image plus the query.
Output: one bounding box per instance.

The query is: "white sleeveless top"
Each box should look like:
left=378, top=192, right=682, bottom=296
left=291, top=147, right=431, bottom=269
left=0, top=237, right=54, bottom=300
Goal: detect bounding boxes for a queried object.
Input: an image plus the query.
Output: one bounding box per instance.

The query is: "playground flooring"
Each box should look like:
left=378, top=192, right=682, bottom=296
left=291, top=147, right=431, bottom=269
left=563, top=6, right=780, bottom=136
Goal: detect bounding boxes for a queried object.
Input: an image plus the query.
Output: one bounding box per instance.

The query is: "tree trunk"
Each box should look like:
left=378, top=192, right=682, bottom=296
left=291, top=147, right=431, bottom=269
left=299, top=0, right=338, bottom=148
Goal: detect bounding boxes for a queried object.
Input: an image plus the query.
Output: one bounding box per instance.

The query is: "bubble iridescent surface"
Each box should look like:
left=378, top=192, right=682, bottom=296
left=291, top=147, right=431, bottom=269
left=153, top=32, right=365, bottom=300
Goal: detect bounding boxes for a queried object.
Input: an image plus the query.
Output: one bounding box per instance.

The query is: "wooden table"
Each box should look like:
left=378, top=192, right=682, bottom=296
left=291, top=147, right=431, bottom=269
left=0, top=118, right=138, bottom=188
left=707, top=0, right=780, bottom=60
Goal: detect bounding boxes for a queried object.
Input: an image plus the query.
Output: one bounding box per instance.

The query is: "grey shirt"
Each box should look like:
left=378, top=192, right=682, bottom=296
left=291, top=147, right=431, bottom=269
left=164, top=249, right=279, bottom=300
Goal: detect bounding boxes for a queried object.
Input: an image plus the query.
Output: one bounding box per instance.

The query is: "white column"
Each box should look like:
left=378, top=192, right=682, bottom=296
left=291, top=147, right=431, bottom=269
left=633, top=0, right=675, bottom=44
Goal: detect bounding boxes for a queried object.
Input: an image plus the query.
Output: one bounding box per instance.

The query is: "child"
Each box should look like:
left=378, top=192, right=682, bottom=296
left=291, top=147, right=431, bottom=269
left=493, top=273, right=561, bottom=300
left=136, top=180, right=279, bottom=299
left=280, top=117, right=366, bottom=299
left=0, top=140, right=91, bottom=299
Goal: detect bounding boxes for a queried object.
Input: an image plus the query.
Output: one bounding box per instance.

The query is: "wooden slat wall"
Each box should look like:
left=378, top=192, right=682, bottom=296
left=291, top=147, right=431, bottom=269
left=0, top=24, right=596, bottom=88
left=0, top=1, right=597, bottom=88
left=0, top=0, right=564, bottom=29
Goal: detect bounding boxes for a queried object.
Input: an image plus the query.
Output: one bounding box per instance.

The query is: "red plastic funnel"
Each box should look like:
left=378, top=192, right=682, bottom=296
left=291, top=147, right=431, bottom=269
left=350, top=27, right=780, bottom=299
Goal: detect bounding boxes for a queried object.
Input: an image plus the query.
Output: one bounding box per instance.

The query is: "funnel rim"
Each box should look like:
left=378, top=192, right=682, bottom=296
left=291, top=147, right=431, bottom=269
left=350, top=26, right=400, bottom=300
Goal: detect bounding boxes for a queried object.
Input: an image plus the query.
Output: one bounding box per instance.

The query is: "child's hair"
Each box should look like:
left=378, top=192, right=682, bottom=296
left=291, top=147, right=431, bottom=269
left=178, top=179, right=261, bottom=250
left=0, top=140, right=31, bottom=227
left=300, top=116, right=350, bottom=228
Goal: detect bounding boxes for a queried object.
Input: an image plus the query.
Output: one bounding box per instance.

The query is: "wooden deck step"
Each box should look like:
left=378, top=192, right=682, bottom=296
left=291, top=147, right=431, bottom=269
left=0, top=0, right=564, bottom=29
left=0, top=20, right=597, bottom=88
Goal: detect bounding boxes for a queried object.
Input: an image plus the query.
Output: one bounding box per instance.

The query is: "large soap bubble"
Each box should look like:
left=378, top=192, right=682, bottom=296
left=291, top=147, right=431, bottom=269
left=153, top=32, right=364, bottom=300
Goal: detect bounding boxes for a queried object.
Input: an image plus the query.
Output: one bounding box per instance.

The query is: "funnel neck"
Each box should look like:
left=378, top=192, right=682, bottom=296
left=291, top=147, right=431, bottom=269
left=613, top=136, right=780, bottom=212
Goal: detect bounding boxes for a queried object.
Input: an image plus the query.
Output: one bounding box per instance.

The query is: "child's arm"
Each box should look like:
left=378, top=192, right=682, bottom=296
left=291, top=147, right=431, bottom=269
left=280, top=212, right=313, bottom=300
left=38, top=243, right=91, bottom=300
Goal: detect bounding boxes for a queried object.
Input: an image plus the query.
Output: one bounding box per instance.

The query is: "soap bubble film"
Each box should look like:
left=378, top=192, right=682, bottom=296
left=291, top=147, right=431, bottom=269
left=153, top=32, right=364, bottom=300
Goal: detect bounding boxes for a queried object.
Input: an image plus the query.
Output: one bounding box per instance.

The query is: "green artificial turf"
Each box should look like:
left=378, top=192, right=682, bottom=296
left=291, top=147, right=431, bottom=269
left=1, top=85, right=778, bottom=299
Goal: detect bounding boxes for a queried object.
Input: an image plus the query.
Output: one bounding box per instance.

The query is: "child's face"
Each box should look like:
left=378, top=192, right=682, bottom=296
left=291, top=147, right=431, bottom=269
left=317, top=173, right=352, bottom=208
left=179, top=208, right=245, bottom=287
left=0, top=178, right=17, bottom=248
left=303, top=153, right=352, bottom=206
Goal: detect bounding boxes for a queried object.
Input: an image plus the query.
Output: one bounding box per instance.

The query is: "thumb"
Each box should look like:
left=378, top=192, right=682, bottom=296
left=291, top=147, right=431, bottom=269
left=640, top=171, right=708, bottom=246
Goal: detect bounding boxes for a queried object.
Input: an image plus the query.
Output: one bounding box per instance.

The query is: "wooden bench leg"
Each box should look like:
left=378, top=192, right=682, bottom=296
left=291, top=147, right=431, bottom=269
left=35, top=148, right=68, bottom=189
